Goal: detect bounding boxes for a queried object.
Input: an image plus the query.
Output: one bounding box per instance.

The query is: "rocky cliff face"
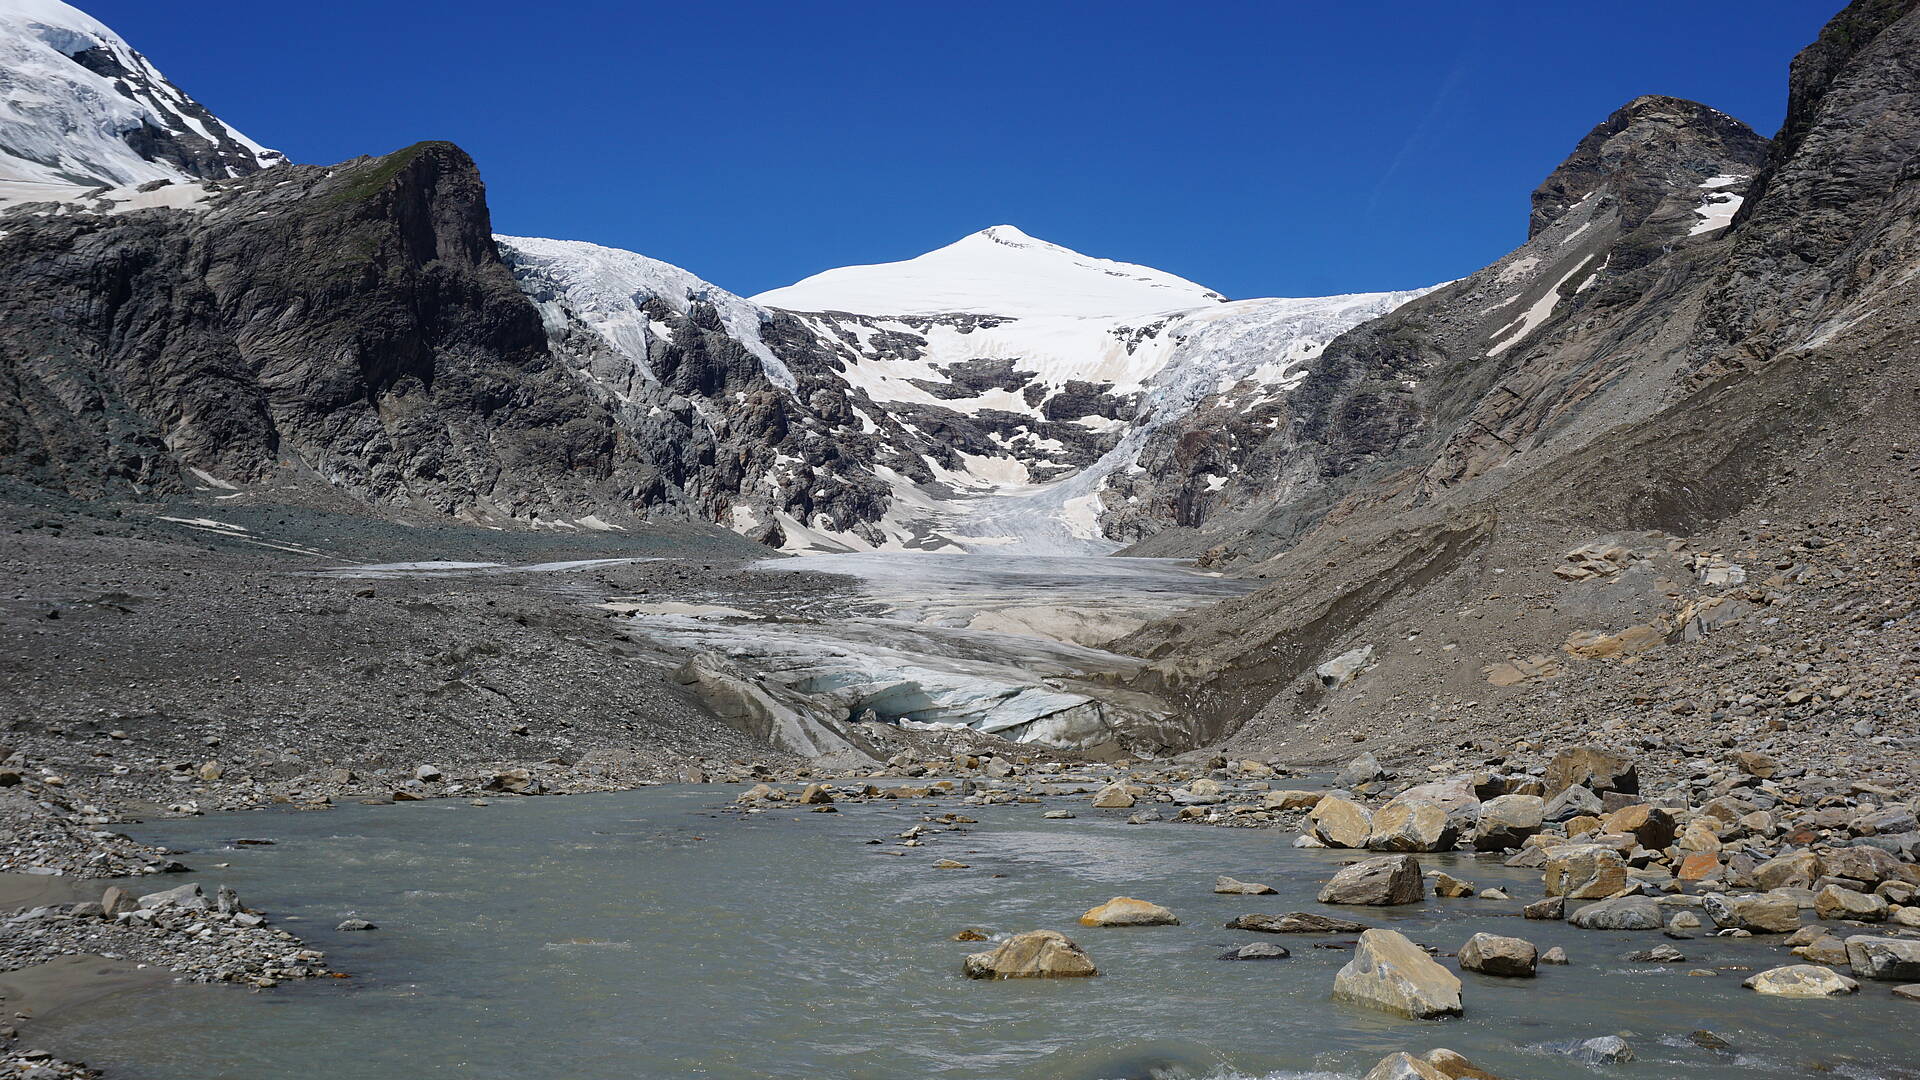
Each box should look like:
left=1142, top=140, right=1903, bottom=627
left=1112, top=97, right=1771, bottom=562
left=1113, top=0, right=1920, bottom=751
left=0, top=143, right=640, bottom=521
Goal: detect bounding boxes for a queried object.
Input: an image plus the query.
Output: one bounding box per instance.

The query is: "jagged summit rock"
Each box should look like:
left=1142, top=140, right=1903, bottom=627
left=1528, top=94, right=1770, bottom=239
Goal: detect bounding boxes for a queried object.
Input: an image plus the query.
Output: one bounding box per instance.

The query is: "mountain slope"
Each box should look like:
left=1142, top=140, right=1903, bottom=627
left=1111, top=0, right=1920, bottom=756
left=749, top=228, right=1431, bottom=552
left=0, top=0, right=278, bottom=201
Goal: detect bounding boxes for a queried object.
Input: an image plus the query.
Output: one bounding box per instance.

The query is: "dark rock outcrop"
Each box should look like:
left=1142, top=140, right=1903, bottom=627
left=0, top=142, right=633, bottom=519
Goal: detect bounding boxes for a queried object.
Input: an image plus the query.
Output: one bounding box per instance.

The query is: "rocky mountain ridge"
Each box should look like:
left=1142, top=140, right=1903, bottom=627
left=1110, top=0, right=1919, bottom=756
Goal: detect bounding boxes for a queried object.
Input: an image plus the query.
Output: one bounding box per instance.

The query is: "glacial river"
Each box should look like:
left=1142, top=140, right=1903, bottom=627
left=41, top=787, right=1920, bottom=1080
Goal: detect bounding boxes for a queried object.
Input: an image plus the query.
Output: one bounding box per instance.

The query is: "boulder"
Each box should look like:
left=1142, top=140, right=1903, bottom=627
left=1601, top=804, right=1677, bottom=850
left=1331, top=928, right=1464, bottom=1019
left=1214, top=876, right=1276, bottom=895
left=1814, top=884, right=1888, bottom=922
left=1844, top=935, right=1920, bottom=981
left=1078, top=897, right=1178, bottom=927
left=1362, top=1053, right=1449, bottom=1080
left=1704, top=892, right=1800, bottom=934
left=963, top=930, right=1098, bottom=979
left=1337, top=752, right=1388, bottom=788
left=137, top=883, right=208, bottom=912
left=1751, top=850, right=1821, bottom=891
left=1823, top=846, right=1907, bottom=887
left=1458, top=932, right=1537, bottom=977
left=1742, top=964, right=1859, bottom=997
left=1544, top=844, right=1628, bottom=899
left=1472, top=794, right=1545, bottom=851
left=1226, top=912, right=1369, bottom=934
left=796, top=784, right=833, bottom=805
left=1389, top=777, right=1483, bottom=833
left=1090, top=784, right=1135, bottom=809
left=1558, top=1036, right=1634, bottom=1065
left=1263, top=789, right=1324, bottom=811
left=1319, top=855, right=1424, bottom=906
left=1523, top=896, right=1566, bottom=920
left=1543, top=785, right=1603, bottom=823
left=1367, top=800, right=1459, bottom=853
left=1429, top=872, right=1475, bottom=898
left=98, top=886, right=137, bottom=918
left=1308, top=795, right=1374, bottom=848
left=1545, top=747, right=1637, bottom=796
left=1568, top=896, right=1663, bottom=931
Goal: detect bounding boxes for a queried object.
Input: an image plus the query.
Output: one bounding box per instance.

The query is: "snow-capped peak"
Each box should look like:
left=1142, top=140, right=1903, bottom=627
left=0, top=0, right=279, bottom=198
left=751, top=224, right=1229, bottom=319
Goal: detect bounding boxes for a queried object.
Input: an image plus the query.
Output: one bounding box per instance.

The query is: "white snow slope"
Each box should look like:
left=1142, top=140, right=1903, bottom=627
left=498, top=235, right=797, bottom=390
left=0, top=0, right=276, bottom=202
left=753, top=224, right=1227, bottom=318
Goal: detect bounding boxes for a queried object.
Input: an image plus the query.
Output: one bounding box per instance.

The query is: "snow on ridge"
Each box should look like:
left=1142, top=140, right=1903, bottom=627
left=0, top=0, right=277, bottom=191
left=751, top=224, right=1228, bottom=319
left=877, top=285, right=1440, bottom=555
left=495, top=235, right=796, bottom=390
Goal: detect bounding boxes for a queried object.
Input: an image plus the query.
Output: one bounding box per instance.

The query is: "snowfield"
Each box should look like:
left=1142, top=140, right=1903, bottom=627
left=0, top=0, right=277, bottom=197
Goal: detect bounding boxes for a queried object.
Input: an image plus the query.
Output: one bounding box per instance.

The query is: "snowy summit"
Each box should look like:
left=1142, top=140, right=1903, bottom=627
left=751, top=224, right=1229, bottom=319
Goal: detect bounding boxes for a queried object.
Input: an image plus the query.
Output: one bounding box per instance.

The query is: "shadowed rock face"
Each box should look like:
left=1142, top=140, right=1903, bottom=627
left=0, top=142, right=637, bottom=519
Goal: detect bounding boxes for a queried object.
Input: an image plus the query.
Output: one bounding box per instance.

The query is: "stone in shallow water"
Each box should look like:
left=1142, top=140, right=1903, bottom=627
left=1078, top=897, right=1178, bottom=927
left=1226, top=912, right=1369, bottom=933
left=1219, top=942, right=1290, bottom=961
left=1472, top=794, right=1544, bottom=851
left=1318, top=855, right=1424, bottom=906
left=1331, top=928, right=1463, bottom=1019
left=1553, top=1035, right=1633, bottom=1064
left=1742, top=964, right=1858, bottom=997
left=1361, top=1052, right=1448, bottom=1080
left=1214, top=875, right=1276, bottom=895
left=1544, top=843, right=1627, bottom=899
left=1845, top=935, right=1920, bottom=981
left=1422, top=1048, right=1498, bottom=1079
left=1090, top=784, right=1134, bottom=809
left=1704, top=892, right=1800, bottom=934
left=963, top=929, right=1098, bottom=979
left=1458, top=932, right=1537, bottom=977
left=1567, top=896, right=1662, bottom=931
left=1308, top=794, right=1373, bottom=848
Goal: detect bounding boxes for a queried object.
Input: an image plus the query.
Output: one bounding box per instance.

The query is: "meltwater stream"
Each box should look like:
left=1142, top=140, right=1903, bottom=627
left=42, top=789, right=1920, bottom=1080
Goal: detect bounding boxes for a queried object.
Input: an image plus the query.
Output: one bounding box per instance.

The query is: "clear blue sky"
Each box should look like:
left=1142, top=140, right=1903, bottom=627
left=90, top=1, right=1832, bottom=299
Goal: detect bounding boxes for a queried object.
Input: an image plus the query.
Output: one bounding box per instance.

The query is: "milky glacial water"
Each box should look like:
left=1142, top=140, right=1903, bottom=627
left=41, top=788, right=1920, bottom=1080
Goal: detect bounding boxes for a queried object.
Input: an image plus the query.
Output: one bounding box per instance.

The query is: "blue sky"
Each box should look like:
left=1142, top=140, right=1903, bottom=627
left=91, top=1, right=1831, bottom=299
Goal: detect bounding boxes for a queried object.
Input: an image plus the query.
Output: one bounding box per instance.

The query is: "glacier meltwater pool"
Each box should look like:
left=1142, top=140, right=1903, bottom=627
left=34, top=786, right=1920, bottom=1080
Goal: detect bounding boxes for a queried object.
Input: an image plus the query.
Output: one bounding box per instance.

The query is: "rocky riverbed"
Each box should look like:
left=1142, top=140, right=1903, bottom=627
left=12, top=774, right=1919, bottom=1080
